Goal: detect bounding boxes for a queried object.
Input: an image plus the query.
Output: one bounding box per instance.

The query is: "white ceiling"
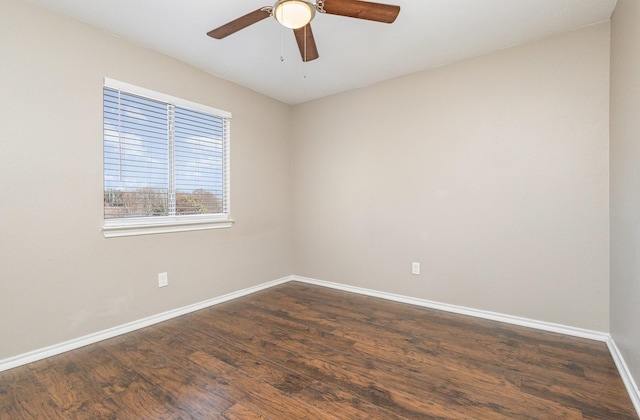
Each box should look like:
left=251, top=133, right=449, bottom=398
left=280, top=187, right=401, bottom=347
left=26, top=0, right=617, bottom=104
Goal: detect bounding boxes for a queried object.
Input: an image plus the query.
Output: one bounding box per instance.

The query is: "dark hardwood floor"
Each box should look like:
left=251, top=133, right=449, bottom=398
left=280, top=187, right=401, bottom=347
left=0, top=281, right=636, bottom=419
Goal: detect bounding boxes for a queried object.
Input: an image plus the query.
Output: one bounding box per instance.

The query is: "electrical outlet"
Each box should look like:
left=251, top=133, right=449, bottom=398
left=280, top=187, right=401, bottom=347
left=158, top=272, right=168, bottom=287
left=411, top=262, right=421, bottom=275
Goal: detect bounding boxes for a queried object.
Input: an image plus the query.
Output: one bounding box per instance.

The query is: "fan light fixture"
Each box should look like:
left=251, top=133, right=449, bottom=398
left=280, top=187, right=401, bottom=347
left=273, top=0, right=316, bottom=29
left=207, top=0, right=401, bottom=63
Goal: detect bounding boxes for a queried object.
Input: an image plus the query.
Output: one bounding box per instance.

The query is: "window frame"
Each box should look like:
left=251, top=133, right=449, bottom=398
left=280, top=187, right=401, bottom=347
left=102, top=78, right=233, bottom=238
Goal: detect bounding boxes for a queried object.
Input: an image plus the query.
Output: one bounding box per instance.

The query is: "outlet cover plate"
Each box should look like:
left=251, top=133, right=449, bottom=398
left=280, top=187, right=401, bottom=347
left=412, top=262, right=421, bottom=275
left=158, top=272, right=168, bottom=287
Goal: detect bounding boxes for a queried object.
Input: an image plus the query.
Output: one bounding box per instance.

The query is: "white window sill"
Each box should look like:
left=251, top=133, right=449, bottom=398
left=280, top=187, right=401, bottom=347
left=102, top=215, right=234, bottom=238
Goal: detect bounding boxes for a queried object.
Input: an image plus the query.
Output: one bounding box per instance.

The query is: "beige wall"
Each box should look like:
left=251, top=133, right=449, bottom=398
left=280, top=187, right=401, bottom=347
left=292, top=23, right=611, bottom=331
left=611, top=0, right=640, bottom=387
left=0, top=0, right=293, bottom=360
left=0, top=0, right=615, bottom=362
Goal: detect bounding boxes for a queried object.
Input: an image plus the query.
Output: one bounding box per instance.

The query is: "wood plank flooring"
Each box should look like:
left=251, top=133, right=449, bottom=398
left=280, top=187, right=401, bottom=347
left=0, top=281, right=637, bottom=419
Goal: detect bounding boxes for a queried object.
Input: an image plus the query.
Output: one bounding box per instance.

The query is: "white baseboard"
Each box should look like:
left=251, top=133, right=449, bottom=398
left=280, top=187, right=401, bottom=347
left=606, top=337, right=640, bottom=414
left=291, top=275, right=609, bottom=342
left=0, top=276, right=293, bottom=373
left=0, top=273, right=610, bottom=373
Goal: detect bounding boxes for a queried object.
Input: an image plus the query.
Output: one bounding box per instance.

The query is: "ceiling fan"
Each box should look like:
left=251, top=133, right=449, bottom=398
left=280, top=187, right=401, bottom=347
left=207, top=0, right=401, bottom=62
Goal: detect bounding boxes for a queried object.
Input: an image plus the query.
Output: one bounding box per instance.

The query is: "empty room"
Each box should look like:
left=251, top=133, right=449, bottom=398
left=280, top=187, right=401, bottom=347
left=1, top=0, right=639, bottom=417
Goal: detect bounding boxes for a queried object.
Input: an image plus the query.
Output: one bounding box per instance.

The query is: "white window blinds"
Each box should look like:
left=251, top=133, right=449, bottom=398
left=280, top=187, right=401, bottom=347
left=103, top=79, right=230, bottom=224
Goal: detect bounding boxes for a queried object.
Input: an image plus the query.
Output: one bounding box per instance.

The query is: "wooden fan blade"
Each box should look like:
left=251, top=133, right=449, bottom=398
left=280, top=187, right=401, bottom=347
left=293, top=24, right=319, bottom=62
left=207, top=8, right=271, bottom=39
left=322, top=0, right=400, bottom=23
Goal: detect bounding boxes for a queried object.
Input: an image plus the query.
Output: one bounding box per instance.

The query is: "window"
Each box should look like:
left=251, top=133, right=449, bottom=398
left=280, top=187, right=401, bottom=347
left=102, top=78, right=232, bottom=237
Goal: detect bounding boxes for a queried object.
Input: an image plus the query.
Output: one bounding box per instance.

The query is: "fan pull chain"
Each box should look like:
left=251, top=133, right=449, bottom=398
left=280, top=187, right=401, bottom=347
left=303, top=25, right=307, bottom=78
left=280, top=24, right=285, bottom=61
